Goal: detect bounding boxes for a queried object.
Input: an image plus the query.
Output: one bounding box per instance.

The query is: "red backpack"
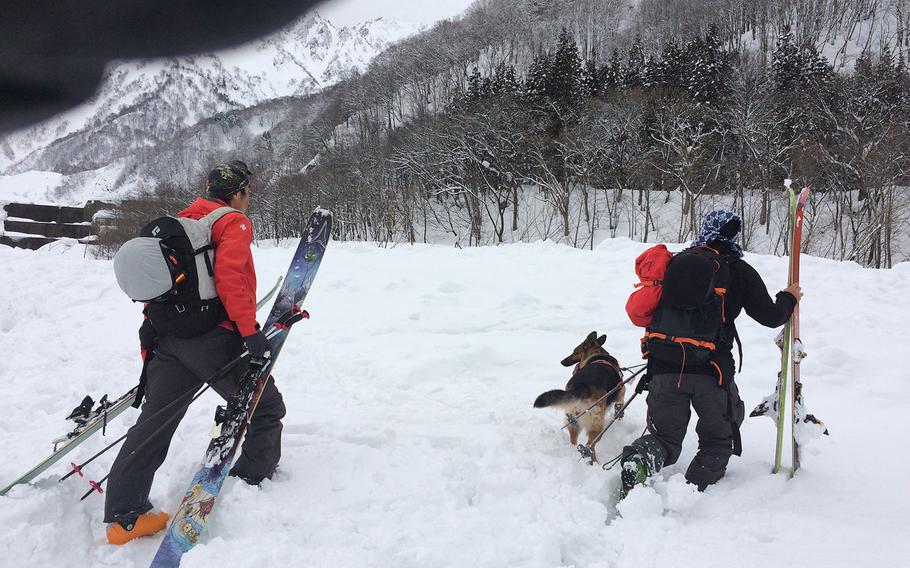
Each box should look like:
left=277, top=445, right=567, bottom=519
left=625, top=244, right=673, bottom=327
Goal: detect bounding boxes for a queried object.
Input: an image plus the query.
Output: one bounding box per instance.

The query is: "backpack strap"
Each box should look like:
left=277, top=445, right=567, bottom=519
left=193, top=206, right=242, bottom=253
left=734, top=326, right=744, bottom=372
left=191, top=207, right=242, bottom=277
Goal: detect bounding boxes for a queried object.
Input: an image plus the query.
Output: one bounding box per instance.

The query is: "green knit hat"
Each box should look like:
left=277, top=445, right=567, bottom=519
left=206, top=160, right=253, bottom=200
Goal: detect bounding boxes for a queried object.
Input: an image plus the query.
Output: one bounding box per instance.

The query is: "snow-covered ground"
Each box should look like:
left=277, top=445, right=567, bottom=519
left=0, top=238, right=907, bottom=567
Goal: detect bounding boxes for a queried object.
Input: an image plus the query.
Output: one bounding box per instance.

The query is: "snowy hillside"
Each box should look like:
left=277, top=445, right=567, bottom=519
left=0, top=238, right=907, bottom=566
left=0, top=13, right=417, bottom=175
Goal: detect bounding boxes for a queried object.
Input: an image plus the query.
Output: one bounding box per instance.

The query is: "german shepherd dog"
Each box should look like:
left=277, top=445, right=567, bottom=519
left=534, top=331, right=625, bottom=464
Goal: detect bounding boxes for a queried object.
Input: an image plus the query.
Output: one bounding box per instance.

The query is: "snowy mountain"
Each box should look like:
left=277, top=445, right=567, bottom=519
left=0, top=13, right=418, bottom=176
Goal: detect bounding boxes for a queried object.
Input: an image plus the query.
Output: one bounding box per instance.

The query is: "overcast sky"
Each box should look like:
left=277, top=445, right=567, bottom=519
left=317, top=0, right=477, bottom=27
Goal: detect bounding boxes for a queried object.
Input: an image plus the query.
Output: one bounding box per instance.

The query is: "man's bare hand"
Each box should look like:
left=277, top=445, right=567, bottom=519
left=784, top=282, right=803, bottom=302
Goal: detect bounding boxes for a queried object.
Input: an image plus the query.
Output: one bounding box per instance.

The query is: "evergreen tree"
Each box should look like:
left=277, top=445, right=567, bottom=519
left=603, top=49, right=623, bottom=91
left=523, top=52, right=552, bottom=103
left=523, top=29, right=584, bottom=118
left=684, top=25, right=731, bottom=105
left=802, top=47, right=834, bottom=90
left=581, top=54, right=604, bottom=97
left=549, top=28, right=584, bottom=109
left=875, top=50, right=903, bottom=108
left=658, top=41, right=684, bottom=92
left=623, top=36, right=645, bottom=89
left=642, top=55, right=661, bottom=90
left=772, top=28, right=802, bottom=93
left=466, top=68, right=486, bottom=102
left=491, top=64, right=520, bottom=97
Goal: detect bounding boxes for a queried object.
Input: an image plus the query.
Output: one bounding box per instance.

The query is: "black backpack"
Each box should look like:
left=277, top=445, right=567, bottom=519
left=643, top=246, right=732, bottom=369
left=114, top=207, right=240, bottom=338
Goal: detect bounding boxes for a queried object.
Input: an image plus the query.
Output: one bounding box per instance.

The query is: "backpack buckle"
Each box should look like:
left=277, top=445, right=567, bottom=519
left=175, top=304, right=186, bottom=314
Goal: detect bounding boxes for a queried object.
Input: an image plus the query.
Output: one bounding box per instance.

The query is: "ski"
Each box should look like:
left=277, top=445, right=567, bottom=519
left=0, top=388, right=139, bottom=496
left=150, top=208, right=332, bottom=567
left=771, top=186, right=799, bottom=473
left=0, top=276, right=285, bottom=497
left=749, top=185, right=794, bottom=472
left=789, top=187, right=826, bottom=475
left=255, top=275, right=284, bottom=312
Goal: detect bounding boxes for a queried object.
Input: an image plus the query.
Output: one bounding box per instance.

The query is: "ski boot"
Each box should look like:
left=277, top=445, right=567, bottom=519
left=620, top=454, right=648, bottom=499
left=229, top=465, right=275, bottom=487
left=106, top=511, right=169, bottom=545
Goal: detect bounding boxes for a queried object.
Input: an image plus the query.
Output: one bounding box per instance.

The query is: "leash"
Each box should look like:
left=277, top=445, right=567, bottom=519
left=600, top=424, right=649, bottom=471
left=601, top=452, right=626, bottom=471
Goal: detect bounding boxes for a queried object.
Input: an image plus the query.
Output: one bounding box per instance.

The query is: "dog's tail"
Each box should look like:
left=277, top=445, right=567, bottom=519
left=534, top=389, right=573, bottom=408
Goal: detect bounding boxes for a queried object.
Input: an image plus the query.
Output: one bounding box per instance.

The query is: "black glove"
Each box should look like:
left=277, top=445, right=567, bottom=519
left=139, top=319, right=157, bottom=349
left=243, top=331, right=271, bottom=360
left=635, top=374, right=652, bottom=395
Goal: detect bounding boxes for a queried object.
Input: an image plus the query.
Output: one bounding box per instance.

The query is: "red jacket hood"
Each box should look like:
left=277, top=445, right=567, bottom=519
left=179, top=197, right=234, bottom=220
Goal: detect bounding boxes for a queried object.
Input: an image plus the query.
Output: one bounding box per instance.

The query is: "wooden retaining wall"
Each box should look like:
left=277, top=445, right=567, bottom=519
left=0, top=201, right=113, bottom=250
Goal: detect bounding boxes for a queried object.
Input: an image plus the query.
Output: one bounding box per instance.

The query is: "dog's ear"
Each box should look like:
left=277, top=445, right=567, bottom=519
left=597, top=334, right=607, bottom=346
left=586, top=331, right=598, bottom=344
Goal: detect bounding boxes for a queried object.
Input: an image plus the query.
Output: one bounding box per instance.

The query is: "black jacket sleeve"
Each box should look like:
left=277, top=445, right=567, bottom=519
left=739, top=262, right=797, bottom=328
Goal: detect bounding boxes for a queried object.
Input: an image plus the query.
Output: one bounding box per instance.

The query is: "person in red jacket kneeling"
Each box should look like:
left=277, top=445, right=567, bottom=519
left=104, top=161, right=285, bottom=545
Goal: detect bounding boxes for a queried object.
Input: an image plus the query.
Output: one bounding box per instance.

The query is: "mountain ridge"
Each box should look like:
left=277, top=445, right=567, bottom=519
left=0, top=13, right=418, bottom=176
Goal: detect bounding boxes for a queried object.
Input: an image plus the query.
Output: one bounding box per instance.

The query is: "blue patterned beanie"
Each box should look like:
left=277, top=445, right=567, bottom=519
left=693, top=208, right=744, bottom=257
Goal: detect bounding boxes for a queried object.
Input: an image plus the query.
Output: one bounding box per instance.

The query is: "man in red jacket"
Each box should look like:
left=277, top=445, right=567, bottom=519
left=104, top=161, right=286, bottom=545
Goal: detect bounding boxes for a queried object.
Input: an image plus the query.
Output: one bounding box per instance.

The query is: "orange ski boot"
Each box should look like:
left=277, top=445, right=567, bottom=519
left=106, top=511, right=170, bottom=545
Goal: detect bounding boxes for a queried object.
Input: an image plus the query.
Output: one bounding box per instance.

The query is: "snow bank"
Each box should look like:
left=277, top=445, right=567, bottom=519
left=0, top=164, right=129, bottom=207
left=0, top=171, right=65, bottom=206
left=0, top=238, right=906, bottom=567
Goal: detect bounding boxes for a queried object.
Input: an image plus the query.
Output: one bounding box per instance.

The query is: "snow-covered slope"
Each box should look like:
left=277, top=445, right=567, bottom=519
left=0, top=238, right=906, bottom=566
left=0, top=13, right=417, bottom=175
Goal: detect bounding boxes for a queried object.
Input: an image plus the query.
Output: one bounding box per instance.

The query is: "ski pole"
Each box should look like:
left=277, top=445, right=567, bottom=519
left=576, top=387, right=643, bottom=462
left=79, top=360, right=274, bottom=500
left=63, top=344, right=261, bottom=485
left=61, top=383, right=209, bottom=483
left=62, top=281, right=286, bottom=479
left=79, top=385, right=210, bottom=501
left=73, top=350, right=253, bottom=494
left=78, top=311, right=304, bottom=500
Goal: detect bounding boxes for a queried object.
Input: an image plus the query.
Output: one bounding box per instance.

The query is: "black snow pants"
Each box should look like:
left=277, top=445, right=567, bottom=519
left=104, top=326, right=286, bottom=524
left=625, top=373, right=745, bottom=490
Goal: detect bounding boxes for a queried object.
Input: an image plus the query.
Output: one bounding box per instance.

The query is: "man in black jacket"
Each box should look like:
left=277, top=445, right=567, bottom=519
left=622, top=209, right=802, bottom=494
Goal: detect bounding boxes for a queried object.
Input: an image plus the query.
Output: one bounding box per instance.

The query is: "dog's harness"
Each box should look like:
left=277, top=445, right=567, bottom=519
left=573, top=355, right=622, bottom=377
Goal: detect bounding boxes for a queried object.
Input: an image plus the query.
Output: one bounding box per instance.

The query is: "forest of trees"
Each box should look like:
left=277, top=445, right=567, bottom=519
left=112, top=0, right=910, bottom=267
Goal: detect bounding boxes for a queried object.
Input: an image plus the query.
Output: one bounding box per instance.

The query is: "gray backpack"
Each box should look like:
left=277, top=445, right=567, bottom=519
left=113, top=207, right=240, bottom=337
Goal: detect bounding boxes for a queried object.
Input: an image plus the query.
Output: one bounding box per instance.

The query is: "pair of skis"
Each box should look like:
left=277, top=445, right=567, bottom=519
left=751, top=185, right=826, bottom=476
left=0, top=276, right=285, bottom=497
